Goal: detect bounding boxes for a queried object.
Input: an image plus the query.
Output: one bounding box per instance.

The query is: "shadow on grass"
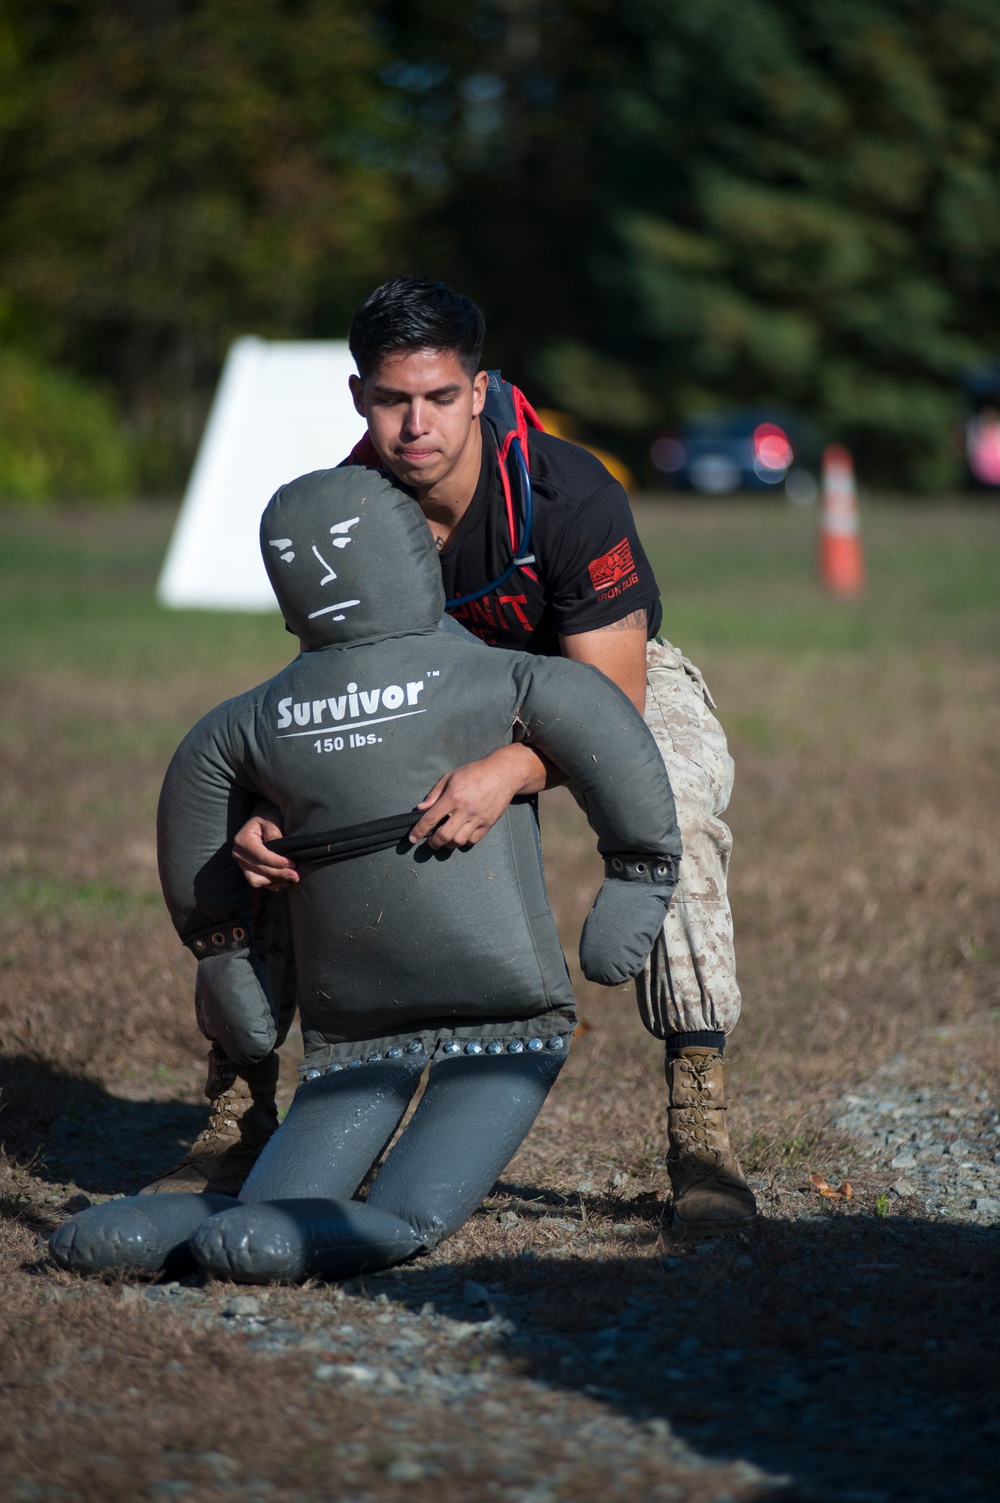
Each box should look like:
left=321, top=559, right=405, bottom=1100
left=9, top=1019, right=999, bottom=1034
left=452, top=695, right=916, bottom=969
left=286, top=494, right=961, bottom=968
left=0, top=1054, right=206, bottom=1195
left=364, top=1212, right=999, bottom=1503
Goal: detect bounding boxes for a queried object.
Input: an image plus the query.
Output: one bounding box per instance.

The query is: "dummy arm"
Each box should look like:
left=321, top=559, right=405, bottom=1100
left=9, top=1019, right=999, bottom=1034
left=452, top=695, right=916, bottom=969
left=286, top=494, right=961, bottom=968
left=513, top=656, right=682, bottom=986
left=157, top=708, right=280, bottom=1064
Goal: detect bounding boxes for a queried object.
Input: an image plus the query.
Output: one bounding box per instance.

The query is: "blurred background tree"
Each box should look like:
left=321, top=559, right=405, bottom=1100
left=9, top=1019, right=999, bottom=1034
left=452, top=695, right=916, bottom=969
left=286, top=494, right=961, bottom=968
left=0, top=0, right=407, bottom=494
left=2, top=0, right=1000, bottom=496
left=391, top=0, right=1000, bottom=490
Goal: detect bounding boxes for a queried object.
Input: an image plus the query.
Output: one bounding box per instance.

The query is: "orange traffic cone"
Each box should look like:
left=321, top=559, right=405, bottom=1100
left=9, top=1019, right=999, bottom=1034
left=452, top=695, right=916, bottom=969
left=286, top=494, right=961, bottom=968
left=819, top=444, right=864, bottom=596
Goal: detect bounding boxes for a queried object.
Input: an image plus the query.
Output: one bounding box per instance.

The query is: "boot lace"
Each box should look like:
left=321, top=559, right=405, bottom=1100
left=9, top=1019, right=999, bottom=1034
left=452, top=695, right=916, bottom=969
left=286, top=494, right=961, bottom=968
left=672, top=1055, right=727, bottom=1169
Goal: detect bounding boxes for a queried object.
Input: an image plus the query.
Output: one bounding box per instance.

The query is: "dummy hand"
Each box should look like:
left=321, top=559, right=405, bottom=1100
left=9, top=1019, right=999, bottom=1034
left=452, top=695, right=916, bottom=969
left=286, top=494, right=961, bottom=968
left=579, top=858, right=679, bottom=986
left=195, top=949, right=278, bottom=1066
left=409, top=744, right=547, bottom=852
left=233, top=802, right=299, bottom=890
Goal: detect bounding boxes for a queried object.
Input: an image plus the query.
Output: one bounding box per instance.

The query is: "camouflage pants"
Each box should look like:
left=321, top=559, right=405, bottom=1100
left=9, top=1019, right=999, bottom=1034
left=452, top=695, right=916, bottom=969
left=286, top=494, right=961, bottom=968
left=636, top=638, right=741, bottom=1039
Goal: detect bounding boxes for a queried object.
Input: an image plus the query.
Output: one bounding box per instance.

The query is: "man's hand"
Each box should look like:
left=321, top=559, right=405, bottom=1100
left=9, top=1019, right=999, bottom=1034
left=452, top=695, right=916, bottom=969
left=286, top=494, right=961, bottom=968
left=409, top=743, right=549, bottom=851
left=233, top=803, right=299, bottom=890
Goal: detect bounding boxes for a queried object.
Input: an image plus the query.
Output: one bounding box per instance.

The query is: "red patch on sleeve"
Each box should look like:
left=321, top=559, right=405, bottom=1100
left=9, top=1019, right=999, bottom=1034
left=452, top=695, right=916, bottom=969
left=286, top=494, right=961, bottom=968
left=588, top=537, right=636, bottom=592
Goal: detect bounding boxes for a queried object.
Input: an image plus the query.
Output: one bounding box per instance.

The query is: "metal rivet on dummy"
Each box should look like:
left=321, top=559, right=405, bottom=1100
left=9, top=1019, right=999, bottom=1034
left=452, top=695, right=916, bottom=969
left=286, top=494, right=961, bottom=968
left=507, top=1039, right=524, bottom=1054
left=386, top=1046, right=402, bottom=1058
left=367, top=1053, right=383, bottom=1063
left=326, top=1062, right=343, bottom=1072
left=527, top=1037, right=543, bottom=1052
left=655, top=864, right=667, bottom=878
left=611, top=858, right=624, bottom=873
left=547, top=1036, right=564, bottom=1051
left=348, top=1060, right=362, bottom=1069
left=194, top=940, right=206, bottom=952
left=443, top=1040, right=461, bottom=1055
left=465, top=1040, right=483, bottom=1055
left=232, top=926, right=245, bottom=942
left=635, top=862, right=647, bottom=875
left=305, top=1068, right=322, bottom=1080
left=406, top=1038, right=424, bottom=1054
left=486, top=1040, right=504, bottom=1055
left=211, top=932, right=226, bottom=947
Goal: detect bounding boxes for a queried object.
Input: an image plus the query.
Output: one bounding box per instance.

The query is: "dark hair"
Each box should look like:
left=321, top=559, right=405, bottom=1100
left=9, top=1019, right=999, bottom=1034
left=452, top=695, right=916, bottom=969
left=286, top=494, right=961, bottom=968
left=349, top=275, right=486, bottom=381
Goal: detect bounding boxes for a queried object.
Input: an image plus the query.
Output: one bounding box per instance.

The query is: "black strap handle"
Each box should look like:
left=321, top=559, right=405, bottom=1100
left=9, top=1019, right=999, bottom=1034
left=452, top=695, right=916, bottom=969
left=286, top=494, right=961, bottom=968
left=265, top=810, right=419, bottom=865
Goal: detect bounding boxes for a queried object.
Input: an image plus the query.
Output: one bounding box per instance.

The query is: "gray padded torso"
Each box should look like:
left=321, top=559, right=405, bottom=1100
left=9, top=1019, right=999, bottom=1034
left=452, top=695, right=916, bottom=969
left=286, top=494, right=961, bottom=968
left=232, top=631, right=573, bottom=1044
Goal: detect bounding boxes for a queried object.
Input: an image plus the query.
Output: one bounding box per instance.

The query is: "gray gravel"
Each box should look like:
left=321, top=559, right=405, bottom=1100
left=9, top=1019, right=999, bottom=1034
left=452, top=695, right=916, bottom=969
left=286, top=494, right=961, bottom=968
left=115, top=1274, right=786, bottom=1501
left=832, top=1050, right=1000, bottom=1224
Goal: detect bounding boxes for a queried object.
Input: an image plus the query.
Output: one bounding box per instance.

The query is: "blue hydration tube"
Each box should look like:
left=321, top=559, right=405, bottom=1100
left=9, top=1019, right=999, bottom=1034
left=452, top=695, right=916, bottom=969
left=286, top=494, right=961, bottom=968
left=445, top=437, right=534, bottom=610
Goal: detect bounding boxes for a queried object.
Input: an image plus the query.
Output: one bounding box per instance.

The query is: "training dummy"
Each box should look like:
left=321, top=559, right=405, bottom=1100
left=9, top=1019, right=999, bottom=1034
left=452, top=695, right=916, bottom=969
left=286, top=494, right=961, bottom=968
left=50, top=467, right=680, bottom=1283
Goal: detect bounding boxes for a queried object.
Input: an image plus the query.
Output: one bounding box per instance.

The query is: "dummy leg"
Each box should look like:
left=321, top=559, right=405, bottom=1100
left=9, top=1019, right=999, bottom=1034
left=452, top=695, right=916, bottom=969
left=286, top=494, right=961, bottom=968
left=241, top=1053, right=427, bottom=1201
left=189, top=1054, right=426, bottom=1281
left=367, top=1051, right=564, bottom=1244
left=637, top=638, right=755, bottom=1233
left=191, top=1050, right=564, bottom=1283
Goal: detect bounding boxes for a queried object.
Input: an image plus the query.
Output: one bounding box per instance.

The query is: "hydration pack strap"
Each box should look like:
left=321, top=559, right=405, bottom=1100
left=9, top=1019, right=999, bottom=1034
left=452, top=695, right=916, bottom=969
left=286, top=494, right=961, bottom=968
left=446, top=371, right=543, bottom=609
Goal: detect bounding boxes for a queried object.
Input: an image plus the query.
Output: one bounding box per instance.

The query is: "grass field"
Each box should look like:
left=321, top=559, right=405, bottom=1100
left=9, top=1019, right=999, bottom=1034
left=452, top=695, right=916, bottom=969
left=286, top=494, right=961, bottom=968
left=1, top=496, right=998, bottom=1501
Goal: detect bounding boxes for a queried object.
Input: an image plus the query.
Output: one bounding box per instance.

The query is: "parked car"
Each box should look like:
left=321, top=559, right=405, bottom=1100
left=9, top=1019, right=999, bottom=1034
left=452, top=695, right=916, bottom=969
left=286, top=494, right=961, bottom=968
left=650, top=409, right=818, bottom=503
left=961, top=362, right=1000, bottom=489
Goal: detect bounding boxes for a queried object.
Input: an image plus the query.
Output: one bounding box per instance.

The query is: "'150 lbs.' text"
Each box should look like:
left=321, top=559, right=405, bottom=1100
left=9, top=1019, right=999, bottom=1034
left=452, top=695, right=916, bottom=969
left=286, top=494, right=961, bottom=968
left=313, top=732, right=381, bottom=754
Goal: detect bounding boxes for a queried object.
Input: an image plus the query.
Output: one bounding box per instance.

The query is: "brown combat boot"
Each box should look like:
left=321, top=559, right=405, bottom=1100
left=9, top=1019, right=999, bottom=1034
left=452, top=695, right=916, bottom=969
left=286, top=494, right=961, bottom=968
left=665, top=1045, right=757, bottom=1235
left=140, top=1048, right=280, bottom=1197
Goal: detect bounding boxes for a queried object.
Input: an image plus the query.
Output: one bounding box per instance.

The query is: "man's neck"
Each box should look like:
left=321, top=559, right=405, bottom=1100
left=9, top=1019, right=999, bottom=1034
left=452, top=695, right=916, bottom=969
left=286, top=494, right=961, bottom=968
left=408, top=416, right=484, bottom=545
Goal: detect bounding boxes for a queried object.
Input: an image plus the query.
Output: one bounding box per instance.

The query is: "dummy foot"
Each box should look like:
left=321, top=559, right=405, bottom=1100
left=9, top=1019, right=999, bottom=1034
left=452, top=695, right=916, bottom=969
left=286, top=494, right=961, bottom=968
left=49, top=1193, right=239, bottom=1276
left=190, top=1198, right=423, bottom=1284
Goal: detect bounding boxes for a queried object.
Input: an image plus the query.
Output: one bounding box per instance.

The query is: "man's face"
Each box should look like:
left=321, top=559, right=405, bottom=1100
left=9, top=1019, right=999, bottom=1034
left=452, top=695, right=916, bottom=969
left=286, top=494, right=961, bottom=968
left=349, top=348, right=488, bottom=492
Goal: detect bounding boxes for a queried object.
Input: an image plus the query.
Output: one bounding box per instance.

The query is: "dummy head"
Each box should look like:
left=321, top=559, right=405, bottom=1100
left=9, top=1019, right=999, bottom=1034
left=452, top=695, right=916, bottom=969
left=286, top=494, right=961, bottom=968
left=260, top=466, right=444, bottom=649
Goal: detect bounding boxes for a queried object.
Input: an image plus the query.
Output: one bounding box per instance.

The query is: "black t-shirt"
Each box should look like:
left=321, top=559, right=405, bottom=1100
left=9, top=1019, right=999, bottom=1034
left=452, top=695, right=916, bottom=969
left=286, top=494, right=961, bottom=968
left=439, top=419, right=662, bottom=655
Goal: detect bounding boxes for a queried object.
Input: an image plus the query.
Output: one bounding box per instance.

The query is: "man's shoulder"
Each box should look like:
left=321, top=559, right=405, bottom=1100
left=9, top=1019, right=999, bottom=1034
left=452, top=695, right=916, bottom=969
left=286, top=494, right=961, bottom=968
left=527, top=428, right=622, bottom=506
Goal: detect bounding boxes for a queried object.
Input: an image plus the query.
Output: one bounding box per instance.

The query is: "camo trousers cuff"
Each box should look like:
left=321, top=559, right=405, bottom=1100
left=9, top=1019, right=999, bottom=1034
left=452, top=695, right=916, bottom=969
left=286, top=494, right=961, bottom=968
left=636, top=638, right=741, bottom=1039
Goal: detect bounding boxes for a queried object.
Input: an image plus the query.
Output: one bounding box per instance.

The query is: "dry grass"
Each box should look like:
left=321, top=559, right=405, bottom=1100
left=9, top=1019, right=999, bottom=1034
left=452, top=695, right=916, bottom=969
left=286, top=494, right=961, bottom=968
left=1, top=499, right=998, bottom=1501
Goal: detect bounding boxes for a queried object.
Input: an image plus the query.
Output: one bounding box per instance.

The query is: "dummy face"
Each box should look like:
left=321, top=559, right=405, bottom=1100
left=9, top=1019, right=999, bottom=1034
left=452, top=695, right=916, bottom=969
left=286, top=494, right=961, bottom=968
left=260, top=467, right=446, bottom=647
left=349, top=349, right=488, bottom=494
left=265, top=514, right=362, bottom=624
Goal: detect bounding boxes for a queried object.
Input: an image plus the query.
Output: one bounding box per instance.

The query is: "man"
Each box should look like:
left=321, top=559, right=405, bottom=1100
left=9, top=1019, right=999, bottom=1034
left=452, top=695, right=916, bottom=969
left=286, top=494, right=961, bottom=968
left=144, top=275, right=755, bottom=1234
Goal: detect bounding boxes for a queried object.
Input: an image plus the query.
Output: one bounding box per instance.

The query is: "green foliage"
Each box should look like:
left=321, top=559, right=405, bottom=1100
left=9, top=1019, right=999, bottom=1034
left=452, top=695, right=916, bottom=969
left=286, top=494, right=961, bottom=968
left=387, top=0, right=1000, bottom=488
left=0, top=0, right=410, bottom=489
left=532, top=342, right=658, bottom=430
left=0, top=347, right=136, bottom=504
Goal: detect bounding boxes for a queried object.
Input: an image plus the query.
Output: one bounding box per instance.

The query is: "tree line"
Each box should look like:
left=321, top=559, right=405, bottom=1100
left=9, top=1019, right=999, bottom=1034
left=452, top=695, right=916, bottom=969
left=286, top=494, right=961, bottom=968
left=2, top=0, right=999, bottom=498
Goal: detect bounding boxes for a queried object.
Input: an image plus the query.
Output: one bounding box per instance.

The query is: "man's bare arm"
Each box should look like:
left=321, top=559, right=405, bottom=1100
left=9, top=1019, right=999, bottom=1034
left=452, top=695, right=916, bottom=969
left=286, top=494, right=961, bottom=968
left=559, top=610, right=648, bottom=712
left=410, top=612, right=649, bottom=849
